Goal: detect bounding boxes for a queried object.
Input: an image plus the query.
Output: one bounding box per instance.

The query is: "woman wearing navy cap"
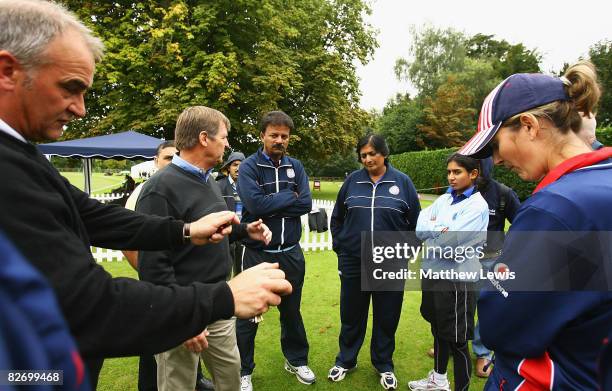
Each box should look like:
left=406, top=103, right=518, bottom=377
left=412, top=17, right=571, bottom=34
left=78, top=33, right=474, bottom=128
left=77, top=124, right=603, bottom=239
left=458, top=61, right=612, bottom=389
left=328, top=134, right=421, bottom=390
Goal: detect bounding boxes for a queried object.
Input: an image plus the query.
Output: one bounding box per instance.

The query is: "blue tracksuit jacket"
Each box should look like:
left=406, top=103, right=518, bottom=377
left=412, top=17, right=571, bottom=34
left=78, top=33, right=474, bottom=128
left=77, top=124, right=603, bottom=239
left=331, top=162, right=421, bottom=277
left=479, top=153, right=612, bottom=390
left=237, top=148, right=312, bottom=250
left=0, top=230, right=89, bottom=390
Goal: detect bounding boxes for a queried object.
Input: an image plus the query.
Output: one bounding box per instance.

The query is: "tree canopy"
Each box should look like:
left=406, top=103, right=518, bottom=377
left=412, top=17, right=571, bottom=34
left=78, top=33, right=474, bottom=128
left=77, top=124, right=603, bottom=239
left=589, top=40, right=612, bottom=126
left=376, top=26, right=542, bottom=149
left=63, top=0, right=377, bottom=160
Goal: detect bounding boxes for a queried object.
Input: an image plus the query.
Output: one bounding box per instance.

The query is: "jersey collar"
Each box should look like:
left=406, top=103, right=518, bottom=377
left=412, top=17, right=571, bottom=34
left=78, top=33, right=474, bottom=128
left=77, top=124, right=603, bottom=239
left=533, top=147, right=612, bottom=194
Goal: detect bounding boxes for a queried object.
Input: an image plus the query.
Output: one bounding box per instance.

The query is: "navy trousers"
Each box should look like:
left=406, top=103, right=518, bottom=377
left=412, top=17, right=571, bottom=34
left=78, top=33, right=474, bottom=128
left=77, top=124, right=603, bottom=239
left=335, top=275, right=404, bottom=373
left=236, top=245, right=309, bottom=376
left=138, top=355, right=157, bottom=391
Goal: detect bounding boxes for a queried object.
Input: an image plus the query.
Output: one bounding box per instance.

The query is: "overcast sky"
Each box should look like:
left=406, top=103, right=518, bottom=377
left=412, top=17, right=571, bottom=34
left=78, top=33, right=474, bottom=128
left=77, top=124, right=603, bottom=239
left=357, top=0, right=611, bottom=111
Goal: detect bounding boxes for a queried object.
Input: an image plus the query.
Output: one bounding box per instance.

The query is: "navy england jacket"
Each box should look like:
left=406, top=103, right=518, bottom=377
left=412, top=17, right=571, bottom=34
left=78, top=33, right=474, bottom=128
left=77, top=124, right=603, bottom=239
left=479, top=153, right=612, bottom=390
left=331, top=162, right=421, bottom=275
left=237, top=148, right=312, bottom=250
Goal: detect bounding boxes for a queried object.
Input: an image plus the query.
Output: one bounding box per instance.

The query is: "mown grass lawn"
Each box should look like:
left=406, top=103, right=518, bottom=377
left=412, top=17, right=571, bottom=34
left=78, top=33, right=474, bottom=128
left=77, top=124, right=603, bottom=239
left=97, top=249, right=486, bottom=391
left=92, top=181, right=489, bottom=390
left=61, top=171, right=125, bottom=193
left=309, top=181, right=345, bottom=201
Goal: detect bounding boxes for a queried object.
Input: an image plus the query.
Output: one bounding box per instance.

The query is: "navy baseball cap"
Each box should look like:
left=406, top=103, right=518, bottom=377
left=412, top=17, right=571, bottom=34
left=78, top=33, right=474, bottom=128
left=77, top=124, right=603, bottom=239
left=458, top=73, right=569, bottom=158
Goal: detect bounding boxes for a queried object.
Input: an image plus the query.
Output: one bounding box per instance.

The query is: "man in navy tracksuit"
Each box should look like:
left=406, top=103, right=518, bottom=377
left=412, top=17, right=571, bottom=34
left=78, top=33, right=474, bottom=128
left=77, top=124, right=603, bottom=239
left=236, top=111, right=314, bottom=390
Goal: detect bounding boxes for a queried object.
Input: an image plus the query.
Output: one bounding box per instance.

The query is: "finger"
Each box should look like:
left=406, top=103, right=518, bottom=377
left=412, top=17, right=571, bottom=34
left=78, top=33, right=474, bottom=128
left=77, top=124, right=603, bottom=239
left=262, top=268, right=286, bottom=279
left=266, top=292, right=282, bottom=307
left=249, top=262, right=279, bottom=271
left=184, top=341, right=195, bottom=352
left=265, top=278, right=293, bottom=296
left=222, top=224, right=233, bottom=234
left=250, top=220, right=262, bottom=228
left=209, top=233, right=225, bottom=243
left=214, top=211, right=237, bottom=226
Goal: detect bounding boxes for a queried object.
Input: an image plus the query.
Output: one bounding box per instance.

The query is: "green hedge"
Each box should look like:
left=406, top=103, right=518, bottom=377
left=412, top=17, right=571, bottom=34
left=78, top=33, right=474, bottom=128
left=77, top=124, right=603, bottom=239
left=389, top=128, right=610, bottom=201
left=597, top=126, right=612, bottom=146
left=389, top=148, right=536, bottom=200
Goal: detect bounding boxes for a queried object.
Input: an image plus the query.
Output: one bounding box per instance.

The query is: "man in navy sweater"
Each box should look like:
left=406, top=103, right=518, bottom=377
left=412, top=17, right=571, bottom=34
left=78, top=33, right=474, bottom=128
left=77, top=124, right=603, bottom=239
left=236, top=111, right=314, bottom=390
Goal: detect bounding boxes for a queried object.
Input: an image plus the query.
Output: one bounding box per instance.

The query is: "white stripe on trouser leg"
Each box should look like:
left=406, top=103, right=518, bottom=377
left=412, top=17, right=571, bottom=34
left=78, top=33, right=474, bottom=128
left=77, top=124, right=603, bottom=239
left=454, top=283, right=458, bottom=343
left=241, top=246, right=246, bottom=272
left=464, top=283, right=468, bottom=342
left=457, top=343, right=471, bottom=391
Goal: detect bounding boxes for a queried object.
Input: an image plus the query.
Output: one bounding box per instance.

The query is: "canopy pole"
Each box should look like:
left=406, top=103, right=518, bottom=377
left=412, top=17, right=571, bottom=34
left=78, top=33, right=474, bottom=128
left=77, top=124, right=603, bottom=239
left=82, top=158, right=92, bottom=195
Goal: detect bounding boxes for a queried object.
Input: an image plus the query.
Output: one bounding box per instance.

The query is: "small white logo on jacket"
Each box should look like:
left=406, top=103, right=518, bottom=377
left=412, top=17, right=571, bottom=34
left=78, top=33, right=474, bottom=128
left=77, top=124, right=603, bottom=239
left=389, top=185, right=400, bottom=195
left=286, top=168, right=295, bottom=178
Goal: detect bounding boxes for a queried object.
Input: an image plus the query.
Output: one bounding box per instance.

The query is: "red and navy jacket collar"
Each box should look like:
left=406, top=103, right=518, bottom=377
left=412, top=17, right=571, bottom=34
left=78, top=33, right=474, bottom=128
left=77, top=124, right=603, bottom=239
left=534, top=147, right=612, bottom=194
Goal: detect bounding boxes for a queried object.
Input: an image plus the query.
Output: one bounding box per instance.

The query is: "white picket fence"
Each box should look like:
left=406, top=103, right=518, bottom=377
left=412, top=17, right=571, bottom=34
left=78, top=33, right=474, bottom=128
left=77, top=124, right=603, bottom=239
left=91, top=193, right=125, bottom=203
left=91, top=199, right=335, bottom=262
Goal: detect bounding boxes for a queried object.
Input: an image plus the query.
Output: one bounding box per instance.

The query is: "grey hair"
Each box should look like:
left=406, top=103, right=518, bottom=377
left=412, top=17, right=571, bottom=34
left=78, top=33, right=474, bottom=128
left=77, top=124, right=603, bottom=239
left=0, top=0, right=104, bottom=70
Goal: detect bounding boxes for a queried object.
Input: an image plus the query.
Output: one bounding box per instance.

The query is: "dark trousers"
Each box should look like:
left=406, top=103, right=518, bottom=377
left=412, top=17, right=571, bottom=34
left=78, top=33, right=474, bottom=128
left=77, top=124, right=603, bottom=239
left=236, top=245, right=309, bottom=376
left=138, top=355, right=157, bottom=391
left=335, top=275, right=404, bottom=373
left=433, top=328, right=472, bottom=391
left=84, top=357, right=104, bottom=390
left=230, top=242, right=244, bottom=277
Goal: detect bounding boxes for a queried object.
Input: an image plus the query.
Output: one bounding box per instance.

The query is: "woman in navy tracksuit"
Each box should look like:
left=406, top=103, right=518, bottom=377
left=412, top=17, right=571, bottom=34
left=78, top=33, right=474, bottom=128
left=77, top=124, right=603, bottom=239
left=328, top=134, right=421, bottom=390
left=458, top=61, right=612, bottom=390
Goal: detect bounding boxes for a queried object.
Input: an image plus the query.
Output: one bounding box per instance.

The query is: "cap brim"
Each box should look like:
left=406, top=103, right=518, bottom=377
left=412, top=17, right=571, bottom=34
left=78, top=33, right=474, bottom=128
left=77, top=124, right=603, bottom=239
left=457, top=122, right=501, bottom=159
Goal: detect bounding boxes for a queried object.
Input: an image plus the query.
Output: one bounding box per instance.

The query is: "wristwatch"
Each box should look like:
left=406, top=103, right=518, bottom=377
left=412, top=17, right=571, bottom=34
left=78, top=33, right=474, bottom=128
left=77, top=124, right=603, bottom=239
left=183, top=223, right=191, bottom=243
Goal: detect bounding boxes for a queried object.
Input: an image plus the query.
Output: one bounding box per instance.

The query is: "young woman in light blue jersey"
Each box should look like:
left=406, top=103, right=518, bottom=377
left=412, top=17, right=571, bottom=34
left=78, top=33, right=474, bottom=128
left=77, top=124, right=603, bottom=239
left=409, top=154, right=489, bottom=391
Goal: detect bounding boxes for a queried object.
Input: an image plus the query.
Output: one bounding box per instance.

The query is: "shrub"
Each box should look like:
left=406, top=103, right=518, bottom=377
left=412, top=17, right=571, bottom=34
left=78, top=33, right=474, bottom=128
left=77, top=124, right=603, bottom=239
left=597, top=126, right=612, bottom=146
left=390, top=148, right=536, bottom=200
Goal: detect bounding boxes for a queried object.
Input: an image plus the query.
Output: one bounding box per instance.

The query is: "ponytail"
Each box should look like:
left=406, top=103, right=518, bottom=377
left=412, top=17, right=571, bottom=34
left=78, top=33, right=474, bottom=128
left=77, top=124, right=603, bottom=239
left=501, top=60, right=602, bottom=135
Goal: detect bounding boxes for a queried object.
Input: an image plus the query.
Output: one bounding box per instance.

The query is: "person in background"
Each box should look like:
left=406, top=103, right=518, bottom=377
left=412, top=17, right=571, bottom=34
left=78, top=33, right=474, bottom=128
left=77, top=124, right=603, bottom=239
left=471, top=157, right=520, bottom=378
left=0, top=1, right=292, bottom=387
left=328, top=134, right=420, bottom=390
left=577, top=111, right=604, bottom=150
left=123, top=174, right=136, bottom=194
left=409, top=153, right=489, bottom=391
left=458, top=61, right=612, bottom=389
left=123, top=140, right=178, bottom=269
left=217, top=151, right=246, bottom=276
left=236, top=111, right=314, bottom=390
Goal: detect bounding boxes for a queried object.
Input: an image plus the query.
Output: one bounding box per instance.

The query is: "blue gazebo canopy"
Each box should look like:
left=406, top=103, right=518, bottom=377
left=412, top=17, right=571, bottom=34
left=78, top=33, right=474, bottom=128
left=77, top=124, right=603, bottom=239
left=38, top=131, right=164, bottom=194
left=38, top=130, right=163, bottom=160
